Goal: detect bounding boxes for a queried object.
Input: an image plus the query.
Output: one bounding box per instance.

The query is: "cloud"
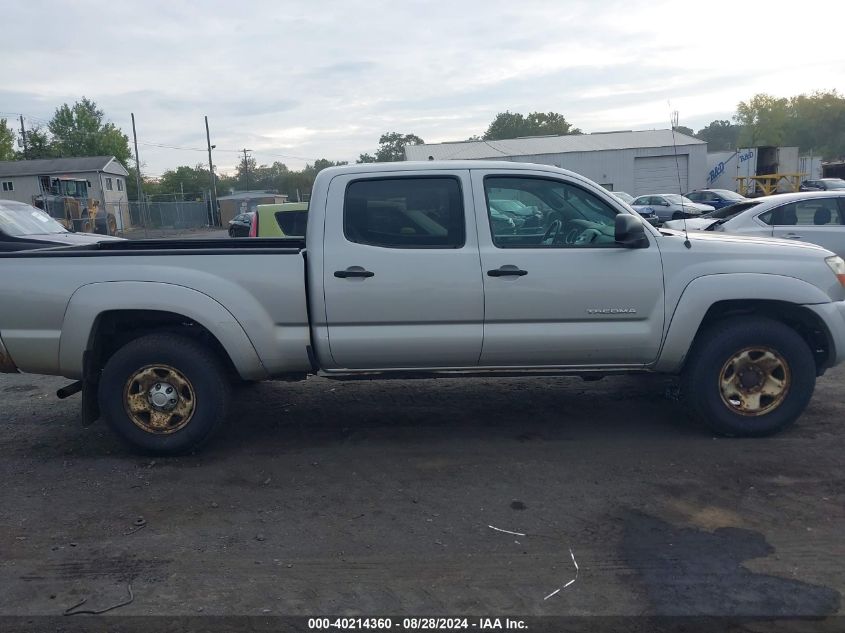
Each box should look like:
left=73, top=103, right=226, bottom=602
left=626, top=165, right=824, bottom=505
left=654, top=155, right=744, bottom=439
left=1, top=0, right=843, bottom=173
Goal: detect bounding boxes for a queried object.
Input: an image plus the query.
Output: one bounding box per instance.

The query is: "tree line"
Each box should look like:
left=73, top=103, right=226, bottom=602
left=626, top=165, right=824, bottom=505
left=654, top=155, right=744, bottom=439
left=2, top=90, right=843, bottom=202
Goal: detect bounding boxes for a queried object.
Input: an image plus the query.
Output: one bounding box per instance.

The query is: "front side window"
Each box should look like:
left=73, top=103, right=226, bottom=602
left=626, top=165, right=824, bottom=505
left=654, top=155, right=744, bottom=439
left=2, top=181, right=13, bottom=192
left=762, top=198, right=844, bottom=226
left=105, top=177, right=113, bottom=191
left=117, top=178, right=123, bottom=191
left=484, top=176, right=621, bottom=248
left=344, top=177, right=465, bottom=248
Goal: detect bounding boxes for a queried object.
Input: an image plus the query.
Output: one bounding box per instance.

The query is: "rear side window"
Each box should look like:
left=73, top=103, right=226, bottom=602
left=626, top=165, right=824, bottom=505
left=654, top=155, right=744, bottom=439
left=275, top=210, right=308, bottom=236
left=763, top=198, right=844, bottom=226
left=344, top=177, right=465, bottom=248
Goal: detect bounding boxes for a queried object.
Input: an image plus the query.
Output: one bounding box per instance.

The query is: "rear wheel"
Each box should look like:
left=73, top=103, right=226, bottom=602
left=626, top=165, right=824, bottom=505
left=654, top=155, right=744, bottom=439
left=681, top=317, right=816, bottom=437
left=98, top=333, right=231, bottom=453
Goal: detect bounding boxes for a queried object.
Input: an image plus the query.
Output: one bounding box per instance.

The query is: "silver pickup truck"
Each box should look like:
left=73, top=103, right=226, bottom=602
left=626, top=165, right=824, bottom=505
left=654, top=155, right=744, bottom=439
left=2, top=161, right=845, bottom=453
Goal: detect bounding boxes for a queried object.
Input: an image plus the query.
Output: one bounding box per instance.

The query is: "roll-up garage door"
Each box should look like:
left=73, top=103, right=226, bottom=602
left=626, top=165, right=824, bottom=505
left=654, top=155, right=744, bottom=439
left=633, top=155, right=688, bottom=195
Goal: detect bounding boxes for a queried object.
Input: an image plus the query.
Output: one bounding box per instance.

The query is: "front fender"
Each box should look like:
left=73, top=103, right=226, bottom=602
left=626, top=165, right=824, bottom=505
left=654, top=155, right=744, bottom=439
left=59, top=281, right=267, bottom=380
left=655, top=273, right=832, bottom=373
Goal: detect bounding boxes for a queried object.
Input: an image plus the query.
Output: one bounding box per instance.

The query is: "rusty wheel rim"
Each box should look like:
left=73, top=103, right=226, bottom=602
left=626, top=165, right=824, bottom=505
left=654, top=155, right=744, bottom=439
left=123, top=365, right=196, bottom=434
left=719, top=347, right=790, bottom=417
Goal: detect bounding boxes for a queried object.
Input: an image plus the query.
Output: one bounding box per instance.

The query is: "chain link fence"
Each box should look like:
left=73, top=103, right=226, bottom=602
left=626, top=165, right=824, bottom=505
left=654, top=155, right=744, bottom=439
left=105, top=200, right=219, bottom=235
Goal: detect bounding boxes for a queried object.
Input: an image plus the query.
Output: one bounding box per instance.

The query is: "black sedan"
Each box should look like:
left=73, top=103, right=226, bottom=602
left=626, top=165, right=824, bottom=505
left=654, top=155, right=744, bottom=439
left=228, top=212, right=254, bottom=237
left=0, top=200, right=123, bottom=251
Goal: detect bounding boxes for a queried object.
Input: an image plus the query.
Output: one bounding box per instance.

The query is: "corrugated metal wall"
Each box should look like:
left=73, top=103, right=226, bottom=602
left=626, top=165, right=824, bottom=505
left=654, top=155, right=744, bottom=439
left=487, top=144, right=706, bottom=196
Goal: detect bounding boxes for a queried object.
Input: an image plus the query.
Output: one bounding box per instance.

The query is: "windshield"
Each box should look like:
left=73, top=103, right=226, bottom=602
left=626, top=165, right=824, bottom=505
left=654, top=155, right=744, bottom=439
left=0, top=204, right=69, bottom=236
left=712, top=190, right=745, bottom=200
left=613, top=192, right=634, bottom=203
left=823, top=180, right=845, bottom=189
left=664, top=194, right=695, bottom=205
left=701, top=200, right=762, bottom=220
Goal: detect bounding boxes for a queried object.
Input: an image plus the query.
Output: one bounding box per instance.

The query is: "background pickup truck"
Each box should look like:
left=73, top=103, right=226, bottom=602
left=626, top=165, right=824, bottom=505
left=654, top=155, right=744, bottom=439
left=2, top=160, right=845, bottom=454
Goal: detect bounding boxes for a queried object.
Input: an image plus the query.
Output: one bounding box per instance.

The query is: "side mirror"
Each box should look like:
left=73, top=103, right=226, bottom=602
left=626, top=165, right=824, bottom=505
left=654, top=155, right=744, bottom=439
left=615, top=214, right=649, bottom=248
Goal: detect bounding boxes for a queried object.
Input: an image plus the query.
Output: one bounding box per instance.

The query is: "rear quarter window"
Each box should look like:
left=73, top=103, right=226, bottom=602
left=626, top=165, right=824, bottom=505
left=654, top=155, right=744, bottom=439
left=275, top=210, right=308, bottom=236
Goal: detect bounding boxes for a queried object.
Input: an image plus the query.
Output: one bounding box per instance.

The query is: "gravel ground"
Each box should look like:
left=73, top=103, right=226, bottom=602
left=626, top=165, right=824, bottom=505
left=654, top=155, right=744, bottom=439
left=1, top=367, right=843, bottom=619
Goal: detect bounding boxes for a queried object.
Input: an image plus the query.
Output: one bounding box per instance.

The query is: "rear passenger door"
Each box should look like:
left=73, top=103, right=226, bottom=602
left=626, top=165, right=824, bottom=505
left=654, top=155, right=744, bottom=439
left=321, top=170, right=485, bottom=369
left=767, top=197, right=845, bottom=256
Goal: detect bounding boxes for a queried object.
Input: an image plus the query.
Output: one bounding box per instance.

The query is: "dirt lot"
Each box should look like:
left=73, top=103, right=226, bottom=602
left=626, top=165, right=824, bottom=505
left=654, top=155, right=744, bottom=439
left=1, top=367, right=843, bottom=620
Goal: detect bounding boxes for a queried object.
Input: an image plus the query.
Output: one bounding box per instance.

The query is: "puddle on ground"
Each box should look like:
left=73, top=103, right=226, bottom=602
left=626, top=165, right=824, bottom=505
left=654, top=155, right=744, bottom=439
left=622, top=511, right=840, bottom=616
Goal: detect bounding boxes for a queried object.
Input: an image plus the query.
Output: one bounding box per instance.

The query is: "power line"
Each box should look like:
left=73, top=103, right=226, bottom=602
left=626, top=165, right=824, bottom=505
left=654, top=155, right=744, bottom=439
left=4, top=110, right=335, bottom=168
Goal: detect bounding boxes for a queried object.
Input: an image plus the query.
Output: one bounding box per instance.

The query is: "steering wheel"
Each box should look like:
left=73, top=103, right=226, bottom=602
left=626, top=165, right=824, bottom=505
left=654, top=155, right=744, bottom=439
left=542, top=219, right=563, bottom=244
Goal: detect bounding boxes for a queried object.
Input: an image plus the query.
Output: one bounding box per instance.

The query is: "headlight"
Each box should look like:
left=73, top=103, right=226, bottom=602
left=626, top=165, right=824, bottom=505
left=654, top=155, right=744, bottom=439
left=825, top=256, right=845, bottom=286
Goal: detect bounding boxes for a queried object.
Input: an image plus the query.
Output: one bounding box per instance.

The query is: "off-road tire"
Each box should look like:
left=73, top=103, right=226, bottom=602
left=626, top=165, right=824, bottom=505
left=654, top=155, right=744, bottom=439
left=681, top=317, right=816, bottom=437
left=98, top=333, right=231, bottom=454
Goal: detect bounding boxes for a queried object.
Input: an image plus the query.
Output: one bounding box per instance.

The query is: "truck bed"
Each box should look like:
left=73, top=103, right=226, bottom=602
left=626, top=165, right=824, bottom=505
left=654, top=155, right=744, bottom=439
left=0, top=238, right=313, bottom=378
left=0, top=237, right=306, bottom=257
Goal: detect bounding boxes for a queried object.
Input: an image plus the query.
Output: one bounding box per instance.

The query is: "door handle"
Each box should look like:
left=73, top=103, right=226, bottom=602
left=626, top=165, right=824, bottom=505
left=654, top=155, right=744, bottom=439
left=487, top=267, right=527, bottom=277
left=334, top=268, right=375, bottom=278
left=784, top=234, right=804, bottom=239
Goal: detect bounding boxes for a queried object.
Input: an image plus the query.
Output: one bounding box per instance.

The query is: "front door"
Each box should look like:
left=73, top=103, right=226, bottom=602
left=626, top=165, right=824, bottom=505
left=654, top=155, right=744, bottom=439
left=322, top=170, right=484, bottom=369
left=471, top=170, right=665, bottom=367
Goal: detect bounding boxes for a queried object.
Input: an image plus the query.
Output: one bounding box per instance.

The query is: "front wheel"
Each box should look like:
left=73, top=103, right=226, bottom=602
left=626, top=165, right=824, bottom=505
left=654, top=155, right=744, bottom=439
left=681, top=317, right=816, bottom=437
left=98, top=333, right=231, bottom=453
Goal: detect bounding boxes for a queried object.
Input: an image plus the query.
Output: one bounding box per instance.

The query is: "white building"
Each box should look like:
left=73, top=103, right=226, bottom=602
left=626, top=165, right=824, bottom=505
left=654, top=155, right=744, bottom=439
left=405, top=130, right=707, bottom=196
left=0, top=156, right=130, bottom=229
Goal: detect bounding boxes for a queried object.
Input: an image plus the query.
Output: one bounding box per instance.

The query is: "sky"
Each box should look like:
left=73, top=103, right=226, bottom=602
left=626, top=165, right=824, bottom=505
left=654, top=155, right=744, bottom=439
left=2, top=0, right=843, bottom=176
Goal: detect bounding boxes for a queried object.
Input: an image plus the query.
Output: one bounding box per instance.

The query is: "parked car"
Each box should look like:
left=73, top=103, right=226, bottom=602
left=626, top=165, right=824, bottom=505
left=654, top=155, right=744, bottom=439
left=662, top=191, right=845, bottom=258
left=249, top=202, right=309, bottom=237
left=228, top=212, right=254, bottom=237
left=631, top=194, right=715, bottom=223
left=608, top=191, right=658, bottom=225
left=684, top=189, right=747, bottom=209
left=800, top=178, right=845, bottom=192
left=661, top=200, right=764, bottom=232
left=2, top=161, right=844, bottom=453
left=0, top=200, right=123, bottom=251
left=489, top=198, right=544, bottom=232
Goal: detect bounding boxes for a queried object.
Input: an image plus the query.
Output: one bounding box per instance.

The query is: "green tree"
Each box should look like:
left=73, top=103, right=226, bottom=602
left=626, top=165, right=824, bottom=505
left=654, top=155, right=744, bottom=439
left=786, top=90, right=845, bottom=159
left=157, top=164, right=224, bottom=199
left=357, top=132, right=424, bottom=163
left=20, top=125, right=54, bottom=159
left=735, top=94, right=790, bottom=147
left=125, top=165, right=164, bottom=201
left=672, top=125, right=695, bottom=137
left=483, top=111, right=581, bottom=140
left=235, top=155, right=259, bottom=190
left=695, top=120, right=742, bottom=151
left=229, top=158, right=348, bottom=199
left=48, top=97, right=132, bottom=166
left=0, top=118, right=16, bottom=160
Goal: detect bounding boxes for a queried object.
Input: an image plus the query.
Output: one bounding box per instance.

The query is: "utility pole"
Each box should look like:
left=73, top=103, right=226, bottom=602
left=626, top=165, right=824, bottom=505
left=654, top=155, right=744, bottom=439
left=130, top=113, right=147, bottom=237
left=19, top=115, right=28, bottom=159
left=242, top=148, right=252, bottom=190
left=205, top=116, right=219, bottom=226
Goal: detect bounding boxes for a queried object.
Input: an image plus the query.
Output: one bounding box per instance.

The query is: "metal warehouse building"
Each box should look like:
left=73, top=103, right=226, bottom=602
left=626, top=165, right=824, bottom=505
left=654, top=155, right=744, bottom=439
left=405, top=130, right=707, bottom=196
